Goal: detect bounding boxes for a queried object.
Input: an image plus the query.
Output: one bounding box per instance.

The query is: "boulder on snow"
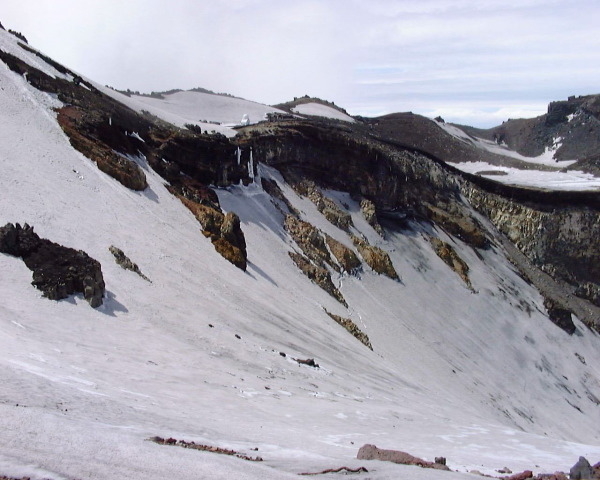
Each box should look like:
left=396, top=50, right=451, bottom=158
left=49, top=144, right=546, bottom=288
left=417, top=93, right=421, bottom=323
left=356, top=444, right=449, bottom=470
left=502, top=471, right=532, bottom=480
left=570, top=457, right=593, bottom=480
left=0, top=223, right=105, bottom=307
left=109, top=245, right=151, bottom=282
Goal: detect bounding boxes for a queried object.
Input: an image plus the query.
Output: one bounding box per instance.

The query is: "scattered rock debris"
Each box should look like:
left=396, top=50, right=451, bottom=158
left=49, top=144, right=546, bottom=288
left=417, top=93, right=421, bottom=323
left=299, top=466, right=369, bottom=475
left=324, top=309, right=372, bottom=350
left=148, top=436, right=263, bottom=462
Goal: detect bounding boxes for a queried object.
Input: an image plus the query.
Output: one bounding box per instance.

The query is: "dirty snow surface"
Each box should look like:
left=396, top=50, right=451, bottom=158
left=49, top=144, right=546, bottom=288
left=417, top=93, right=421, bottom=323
left=435, top=121, right=600, bottom=191
left=1, top=30, right=600, bottom=480
left=291, top=102, right=356, bottom=122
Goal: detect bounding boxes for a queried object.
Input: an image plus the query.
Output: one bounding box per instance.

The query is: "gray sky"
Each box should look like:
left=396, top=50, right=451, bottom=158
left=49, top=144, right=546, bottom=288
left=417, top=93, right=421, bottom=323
left=3, top=0, right=600, bottom=127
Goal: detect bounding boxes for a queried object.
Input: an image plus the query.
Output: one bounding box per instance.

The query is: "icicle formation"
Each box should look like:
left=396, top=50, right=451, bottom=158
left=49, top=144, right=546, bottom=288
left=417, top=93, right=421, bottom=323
left=247, top=148, right=254, bottom=181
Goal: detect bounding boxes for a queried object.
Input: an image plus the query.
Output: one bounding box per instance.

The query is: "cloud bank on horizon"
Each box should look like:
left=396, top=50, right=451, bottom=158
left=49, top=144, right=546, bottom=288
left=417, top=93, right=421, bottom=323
left=3, top=0, right=600, bottom=127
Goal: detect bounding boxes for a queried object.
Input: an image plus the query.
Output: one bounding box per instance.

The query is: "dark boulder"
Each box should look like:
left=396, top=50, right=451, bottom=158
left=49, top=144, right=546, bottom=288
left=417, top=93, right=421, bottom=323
left=0, top=223, right=105, bottom=307
left=570, top=457, right=593, bottom=480
left=543, top=298, right=576, bottom=335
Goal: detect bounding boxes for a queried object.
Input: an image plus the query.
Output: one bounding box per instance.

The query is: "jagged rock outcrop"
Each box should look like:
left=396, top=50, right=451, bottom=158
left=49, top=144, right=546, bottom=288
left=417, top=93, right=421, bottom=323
left=325, top=310, right=372, bottom=350
left=425, top=203, right=488, bottom=249
left=293, top=180, right=352, bottom=230
left=360, top=198, right=384, bottom=236
left=0, top=223, right=104, bottom=307
left=260, top=177, right=299, bottom=216
left=284, top=215, right=336, bottom=270
left=241, top=119, right=600, bottom=330
left=464, top=186, right=600, bottom=313
left=430, top=237, right=472, bottom=288
left=178, top=196, right=247, bottom=270
left=351, top=236, right=398, bottom=280
left=288, top=252, right=346, bottom=306
left=109, top=246, right=151, bottom=282
left=324, top=234, right=361, bottom=274
left=542, top=298, right=575, bottom=334
left=57, top=106, right=147, bottom=191
left=357, top=444, right=450, bottom=471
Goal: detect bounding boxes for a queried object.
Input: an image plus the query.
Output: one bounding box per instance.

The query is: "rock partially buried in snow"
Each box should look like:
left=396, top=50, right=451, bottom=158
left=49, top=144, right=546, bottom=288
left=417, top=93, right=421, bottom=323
left=356, top=444, right=450, bottom=470
left=0, top=223, right=105, bottom=307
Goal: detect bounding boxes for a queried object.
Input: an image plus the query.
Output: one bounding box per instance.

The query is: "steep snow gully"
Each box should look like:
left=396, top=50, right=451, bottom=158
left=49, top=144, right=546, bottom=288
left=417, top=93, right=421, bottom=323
left=1, top=27, right=600, bottom=480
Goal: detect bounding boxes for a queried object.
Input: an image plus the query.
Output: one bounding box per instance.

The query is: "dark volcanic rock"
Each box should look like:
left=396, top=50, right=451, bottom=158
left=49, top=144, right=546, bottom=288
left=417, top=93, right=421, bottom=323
left=288, top=251, right=347, bottom=306
left=570, top=457, right=593, bottom=480
left=0, top=223, right=104, bottom=307
left=57, top=106, right=147, bottom=191
left=543, top=298, right=575, bottom=334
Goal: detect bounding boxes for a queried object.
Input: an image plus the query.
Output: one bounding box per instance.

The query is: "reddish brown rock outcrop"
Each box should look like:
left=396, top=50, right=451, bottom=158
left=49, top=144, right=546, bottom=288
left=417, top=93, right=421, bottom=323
left=357, top=444, right=449, bottom=470
left=288, top=252, right=346, bottom=306
left=430, top=237, right=472, bottom=289
left=57, top=106, right=147, bottom=191
left=351, top=236, right=398, bottom=280
left=178, top=196, right=247, bottom=271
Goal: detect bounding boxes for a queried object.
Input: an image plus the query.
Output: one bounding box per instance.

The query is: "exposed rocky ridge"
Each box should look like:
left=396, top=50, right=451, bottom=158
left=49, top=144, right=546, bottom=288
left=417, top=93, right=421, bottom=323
left=351, top=235, right=399, bottom=280
left=324, top=234, right=361, bottom=274
left=0, top=44, right=254, bottom=272
left=177, top=196, right=247, bottom=270
left=430, top=237, right=472, bottom=289
left=368, top=112, right=558, bottom=170
left=324, top=310, right=372, bottom=350
left=463, top=186, right=600, bottom=316
left=238, top=120, right=600, bottom=329
left=284, top=215, right=338, bottom=271
left=292, top=180, right=353, bottom=230
left=288, top=251, right=347, bottom=306
left=462, top=94, right=600, bottom=161
left=57, top=106, right=147, bottom=191
left=360, top=198, right=384, bottom=236
left=109, top=246, right=151, bottom=282
left=0, top=223, right=104, bottom=307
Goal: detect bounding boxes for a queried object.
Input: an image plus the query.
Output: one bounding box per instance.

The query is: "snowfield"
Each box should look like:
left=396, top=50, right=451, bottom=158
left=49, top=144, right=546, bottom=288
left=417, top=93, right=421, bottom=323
left=435, top=121, right=600, bottom=190
left=100, top=88, right=287, bottom=137
left=291, top=102, right=356, bottom=122
left=1, top=29, right=600, bottom=479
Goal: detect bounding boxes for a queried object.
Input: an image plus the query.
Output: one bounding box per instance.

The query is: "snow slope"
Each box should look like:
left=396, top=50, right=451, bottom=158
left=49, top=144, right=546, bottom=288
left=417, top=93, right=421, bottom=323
left=1, top=29, right=600, bottom=479
left=291, top=102, right=356, bottom=122
left=435, top=121, right=600, bottom=190
left=100, top=89, right=287, bottom=137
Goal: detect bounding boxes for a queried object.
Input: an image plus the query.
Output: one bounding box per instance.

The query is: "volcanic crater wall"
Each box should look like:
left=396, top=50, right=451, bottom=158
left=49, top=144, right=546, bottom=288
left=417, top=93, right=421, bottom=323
left=242, top=122, right=600, bottom=316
